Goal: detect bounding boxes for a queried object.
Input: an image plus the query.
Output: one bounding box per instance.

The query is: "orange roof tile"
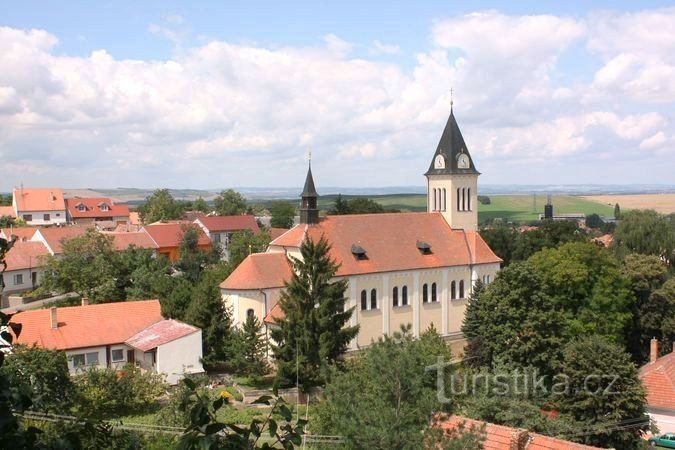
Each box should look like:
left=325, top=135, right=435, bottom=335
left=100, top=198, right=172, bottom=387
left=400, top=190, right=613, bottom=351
left=1, top=227, right=37, bottom=241
left=270, top=213, right=501, bottom=276
left=3, top=241, right=50, bottom=271
left=33, top=226, right=90, bottom=254
left=11, top=300, right=164, bottom=350
left=220, top=252, right=292, bottom=290
left=101, top=231, right=159, bottom=251
left=143, top=223, right=211, bottom=248
left=196, top=215, right=260, bottom=234
left=263, top=303, right=285, bottom=325
left=125, top=319, right=199, bottom=352
left=65, top=197, right=130, bottom=219
left=0, top=206, right=16, bottom=218
left=13, top=188, right=65, bottom=212
left=640, top=352, right=675, bottom=409
left=129, top=212, right=141, bottom=225
left=269, top=227, right=290, bottom=240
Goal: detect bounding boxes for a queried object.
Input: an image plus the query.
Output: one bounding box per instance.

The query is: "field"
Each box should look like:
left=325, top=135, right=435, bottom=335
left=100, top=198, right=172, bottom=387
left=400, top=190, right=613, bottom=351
left=582, top=194, right=675, bottom=214
left=316, top=194, right=615, bottom=224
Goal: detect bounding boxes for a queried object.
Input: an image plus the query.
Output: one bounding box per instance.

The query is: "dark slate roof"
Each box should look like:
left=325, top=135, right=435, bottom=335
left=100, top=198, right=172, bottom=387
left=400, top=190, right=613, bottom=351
left=301, top=164, right=318, bottom=198
left=425, top=109, right=480, bottom=176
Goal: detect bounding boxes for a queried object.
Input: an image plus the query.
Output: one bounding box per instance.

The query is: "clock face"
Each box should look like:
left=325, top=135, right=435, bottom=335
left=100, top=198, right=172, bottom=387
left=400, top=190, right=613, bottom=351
left=434, top=154, right=445, bottom=169
left=457, top=154, right=470, bottom=169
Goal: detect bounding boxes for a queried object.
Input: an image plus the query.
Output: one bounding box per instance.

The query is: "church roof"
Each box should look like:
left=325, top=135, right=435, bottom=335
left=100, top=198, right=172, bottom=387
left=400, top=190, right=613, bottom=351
left=425, top=109, right=480, bottom=176
left=268, top=212, right=500, bottom=277
left=301, top=164, right=318, bottom=198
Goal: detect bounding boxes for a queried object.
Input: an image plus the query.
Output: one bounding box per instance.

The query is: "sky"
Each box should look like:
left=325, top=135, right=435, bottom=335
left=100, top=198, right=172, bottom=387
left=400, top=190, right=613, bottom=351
left=1, top=1, right=674, bottom=191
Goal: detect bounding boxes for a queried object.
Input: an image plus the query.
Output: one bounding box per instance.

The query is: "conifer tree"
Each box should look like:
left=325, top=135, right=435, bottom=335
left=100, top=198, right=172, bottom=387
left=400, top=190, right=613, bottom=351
left=231, top=315, right=268, bottom=377
left=461, top=279, right=488, bottom=367
left=271, top=236, right=359, bottom=389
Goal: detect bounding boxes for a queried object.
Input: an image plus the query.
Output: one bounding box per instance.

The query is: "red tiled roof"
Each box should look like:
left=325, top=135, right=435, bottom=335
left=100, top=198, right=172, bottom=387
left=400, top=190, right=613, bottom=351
left=1, top=227, right=37, bottom=241
left=640, top=352, right=675, bottom=409
left=196, top=215, right=260, bottom=234
left=13, top=188, right=66, bottom=212
left=32, top=226, right=90, bottom=254
left=65, top=197, right=130, bottom=219
left=220, top=252, right=292, bottom=290
left=102, top=231, right=158, bottom=251
left=129, top=212, right=140, bottom=225
left=269, top=227, right=290, bottom=240
left=143, top=223, right=211, bottom=248
left=3, top=241, right=50, bottom=271
left=264, top=303, right=285, bottom=325
left=125, top=319, right=199, bottom=352
left=270, top=213, right=501, bottom=276
left=11, top=300, right=164, bottom=350
left=0, top=206, right=16, bottom=218
left=435, top=415, right=600, bottom=449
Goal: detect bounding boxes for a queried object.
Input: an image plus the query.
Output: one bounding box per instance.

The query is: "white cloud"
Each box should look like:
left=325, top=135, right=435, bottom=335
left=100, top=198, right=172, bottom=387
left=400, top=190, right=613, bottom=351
left=371, top=40, right=400, bottom=55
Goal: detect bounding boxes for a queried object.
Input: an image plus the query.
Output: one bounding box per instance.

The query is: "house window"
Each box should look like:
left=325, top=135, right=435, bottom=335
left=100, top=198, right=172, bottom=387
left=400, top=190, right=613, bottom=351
left=370, top=289, right=377, bottom=310
left=13, top=274, right=23, bottom=285
left=459, top=280, right=465, bottom=299
left=451, top=281, right=456, bottom=300
left=111, top=349, right=125, bottom=362
left=72, top=354, right=85, bottom=367
left=402, top=286, right=408, bottom=306
left=43, top=213, right=50, bottom=221
left=100, top=204, right=109, bottom=211
left=23, top=214, right=32, bottom=222
left=361, top=290, right=367, bottom=311
left=77, top=204, right=86, bottom=212
left=431, top=282, right=437, bottom=302
left=392, top=286, right=399, bottom=307
left=213, top=233, right=221, bottom=244
left=422, top=283, right=429, bottom=303
left=72, top=351, right=99, bottom=367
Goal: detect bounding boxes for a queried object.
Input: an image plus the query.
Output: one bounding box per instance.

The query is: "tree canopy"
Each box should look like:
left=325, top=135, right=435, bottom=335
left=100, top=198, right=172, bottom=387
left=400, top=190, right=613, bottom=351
left=613, top=209, right=675, bottom=265
left=269, top=201, right=295, bottom=228
left=137, top=189, right=183, bottom=224
left=213, top=189, right=247, bottom=216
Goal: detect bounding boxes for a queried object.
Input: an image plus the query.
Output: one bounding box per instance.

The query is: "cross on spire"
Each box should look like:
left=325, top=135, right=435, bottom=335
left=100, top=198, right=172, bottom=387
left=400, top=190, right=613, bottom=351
left=450, top=87, right=454, bottom=111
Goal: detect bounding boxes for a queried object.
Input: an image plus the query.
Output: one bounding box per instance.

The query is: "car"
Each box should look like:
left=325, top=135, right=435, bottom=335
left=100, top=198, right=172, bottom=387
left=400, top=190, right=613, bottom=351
left=649, top=433, right=675, bottom=447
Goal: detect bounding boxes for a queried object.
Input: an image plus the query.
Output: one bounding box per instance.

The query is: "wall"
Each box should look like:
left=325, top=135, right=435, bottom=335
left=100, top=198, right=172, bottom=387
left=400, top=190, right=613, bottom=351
left=156, top=330, right=204, bottom=384
left=1, top=267, right=44, bottom=294
left=66, top=346, right=107, bottom=373
left=221, top=288, right=281, bottom=326
left=427, top=174, right=478, bottom=231
left=17, top=210, right=67, bottom=226
left=648, top=409, right=675, bottom=433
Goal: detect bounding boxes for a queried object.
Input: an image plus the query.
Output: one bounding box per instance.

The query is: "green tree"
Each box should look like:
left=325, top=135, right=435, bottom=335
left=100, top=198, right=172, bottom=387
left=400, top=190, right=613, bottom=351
left=184, top=265, right=233, bottom=367
left=160, top=278, right=194, bottom=320
left=193, top=196, right=209, bottom=213
left=269, top=201, right=295, bottom=228
left=346, top=197, right=385, bottom=214
left=138, top=189, right=183, bottom=224
left=479, top=226, right=517, bottom=265
left=231, top=315, right=269, bottom=377
left=614, top=203, right=621, bottom=219
left=461, top=280, right=489, bottom=368
left=585, top=213, right=603, bottom=229
left=214, top=189, right=247, bottom=216
left=556, top=336, right=649, bottom=449
left=328, top=194, right=350, bottom=215
left=38, top=229, right=123, bottom=302
left=271, top=237, right=358, bottom=389
left=614, top=209, right=675, bottom=265
left=176, top=225, right=218, bottom=283
left=228, top=229, right=271, bottom=268
left=644, top=279, right=675, bottom=356
left=314, top=327, right=467, bottom=449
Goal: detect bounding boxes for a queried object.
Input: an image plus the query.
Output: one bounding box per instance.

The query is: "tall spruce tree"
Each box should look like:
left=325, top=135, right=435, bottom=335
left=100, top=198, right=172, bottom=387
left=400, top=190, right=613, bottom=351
left=461, top=279, right=488, bottom=367
left=231, top=315, right=269, bottom=377
left=271, top=236, right=358, bottom=389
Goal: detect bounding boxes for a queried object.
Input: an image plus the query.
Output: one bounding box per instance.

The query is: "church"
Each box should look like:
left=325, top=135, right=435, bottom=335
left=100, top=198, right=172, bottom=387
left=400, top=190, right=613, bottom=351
left=219, top=107, right=501, bottom=350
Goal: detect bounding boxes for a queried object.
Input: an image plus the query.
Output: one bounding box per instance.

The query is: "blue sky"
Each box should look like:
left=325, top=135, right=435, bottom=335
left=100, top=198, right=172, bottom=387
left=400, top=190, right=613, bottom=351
left=1, top=1, right=674, bottom=190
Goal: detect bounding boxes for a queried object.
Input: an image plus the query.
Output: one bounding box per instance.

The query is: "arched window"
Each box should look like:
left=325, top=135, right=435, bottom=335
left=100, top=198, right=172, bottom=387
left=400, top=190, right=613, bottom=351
left=442, top=188, right=447, bottom=211
left=486, top=275, right=490, bottom=284
left=402, top=286, right=408, bottom=306
left=431, top=282, right=437, bottom=302
left=450, top=281, right=456, bottom=300
left=246, top=308, right=255, bottom=319
left=467, top=188, right=471, bottom=210
left=361, top=290, right=367, bottom=310
left=457, top=188, right=461, bottom=211
left=392, top=286, right=399, bottom=307
left=422, top=283, right=428, bottom=303
left=370, top=289, right=377, bottom=310
left=459, top=280, right=465, bottom=298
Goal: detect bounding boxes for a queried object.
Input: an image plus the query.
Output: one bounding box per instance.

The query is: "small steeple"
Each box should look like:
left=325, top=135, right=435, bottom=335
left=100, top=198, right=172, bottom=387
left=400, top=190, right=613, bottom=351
left=299, top=160, right=319, bottom=224
left=425, top=108, right=480, bottom=176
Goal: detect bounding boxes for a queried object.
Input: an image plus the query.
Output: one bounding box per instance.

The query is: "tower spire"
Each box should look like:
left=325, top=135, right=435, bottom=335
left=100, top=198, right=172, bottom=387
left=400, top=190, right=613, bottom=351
left=300, top=159, right=319, bottom=224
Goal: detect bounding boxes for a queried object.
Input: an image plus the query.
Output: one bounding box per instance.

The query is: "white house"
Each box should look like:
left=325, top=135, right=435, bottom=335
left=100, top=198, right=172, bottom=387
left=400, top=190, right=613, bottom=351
left=12, top=187, right=67, bottom=226
left=10, top=299, right=204, bottom=384
left=0, top=241, right=50, bottom=307
left=640, top=338, right=675, bottom=433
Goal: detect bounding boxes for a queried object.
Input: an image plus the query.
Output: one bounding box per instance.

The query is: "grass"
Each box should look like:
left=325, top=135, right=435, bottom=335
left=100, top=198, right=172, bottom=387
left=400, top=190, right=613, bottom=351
left=234, top=375, right=276, bottom=390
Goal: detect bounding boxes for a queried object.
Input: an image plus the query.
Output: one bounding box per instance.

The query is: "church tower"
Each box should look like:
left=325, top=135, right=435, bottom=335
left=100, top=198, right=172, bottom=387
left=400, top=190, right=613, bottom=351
left=425, top=107, right=480, bottom=230
left=299, top=162, right=319, bottom=225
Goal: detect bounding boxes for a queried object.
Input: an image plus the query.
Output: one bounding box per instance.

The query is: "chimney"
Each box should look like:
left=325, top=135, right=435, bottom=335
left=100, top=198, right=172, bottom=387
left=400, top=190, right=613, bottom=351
left=510, top=429, right=529, bottom=449
left=650, top=337, right=658, bottom=364
left=50, top=307, right=58, bottom=329
left=81, top=297, right=89, bottom=306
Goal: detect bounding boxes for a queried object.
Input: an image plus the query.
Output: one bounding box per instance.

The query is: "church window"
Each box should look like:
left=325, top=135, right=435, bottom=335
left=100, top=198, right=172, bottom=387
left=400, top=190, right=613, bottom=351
left=467, top=188, right=471, bottom=210
left=442, top=188, right=447, bottom=211
left=431, top=282, right=437, bottom=302
left=459, top=280, right=465, bottom=298
left=370, top=289, right=377, bottom=310
left=361, top=290, right=367, bottom=310
left=246, top=308, right=255, bottom=319
left=392, top=286, right=399, bottom=307
left=456, top=189, right=461, bottom=211
left=462, top=188, right=466, bottom=211
left=402, top=286, right=408, bottom=306
left=451, top=281, right=456, bottom=300
left=422, top=283, right=428, bottom=303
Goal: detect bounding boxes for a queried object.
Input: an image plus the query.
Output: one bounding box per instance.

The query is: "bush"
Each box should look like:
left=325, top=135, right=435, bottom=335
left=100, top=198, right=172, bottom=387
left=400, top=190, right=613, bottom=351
left=478, top=195, right=491, bottom=205
left=73, top=365, right=166, bottom=418
left=156, top=374, right=210, bottom=427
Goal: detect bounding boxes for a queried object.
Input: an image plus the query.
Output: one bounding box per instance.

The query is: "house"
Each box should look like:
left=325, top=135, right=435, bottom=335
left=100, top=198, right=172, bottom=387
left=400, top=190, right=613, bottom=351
left=10, top=299, right=203, bottom=384
left=434, top=415, right=601, bottom=449
left=0, top=240, right=50, bottom=302
left=143, top=222, right=212, bottom=262
left=269, top=227, right=290, bottom=241
left=0, top=227, right=37, bottom=242
left=194, top=215, right=260, bottom=260
left=12, top=187, right=67, bottom=226
left=65, top=197, right=130, bottom=227
left=31, top=226, right=90, bottom=256
left=220, top=107, right=501, bottom=351
left=639, top=338, right=675, bottom=433
left=101, top=230, right=159, bottom=252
